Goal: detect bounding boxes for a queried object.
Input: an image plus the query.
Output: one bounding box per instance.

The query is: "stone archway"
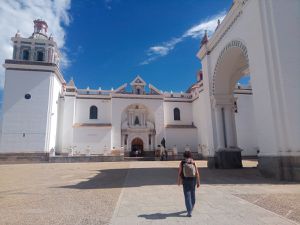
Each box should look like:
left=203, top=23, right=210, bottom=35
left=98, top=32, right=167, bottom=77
left=210, top=40, right=253, bottom=169
left=197, top=0, right=300, bottom=180
left=131, top=137, right=144, bottom=156
left=212, top=40, right=249, bottom=96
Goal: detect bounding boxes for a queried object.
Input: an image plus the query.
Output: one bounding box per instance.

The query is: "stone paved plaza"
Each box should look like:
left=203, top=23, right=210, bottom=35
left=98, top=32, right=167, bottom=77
left=0, top=160, right=299, bottom=225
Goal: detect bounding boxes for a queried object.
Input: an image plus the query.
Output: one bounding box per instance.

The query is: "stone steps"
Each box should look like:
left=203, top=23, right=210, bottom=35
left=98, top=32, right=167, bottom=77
left=124, top=157, right=157, bottom=161
left=49, top=155, right=124, bottom=163
left=0, top=153, right=49, bottom=164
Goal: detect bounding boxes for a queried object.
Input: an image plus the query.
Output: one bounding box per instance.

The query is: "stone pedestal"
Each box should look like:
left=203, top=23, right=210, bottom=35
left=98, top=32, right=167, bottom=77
left=208, top=148, right=242, bottom=169
left=258, top=156, right=300, bottom=181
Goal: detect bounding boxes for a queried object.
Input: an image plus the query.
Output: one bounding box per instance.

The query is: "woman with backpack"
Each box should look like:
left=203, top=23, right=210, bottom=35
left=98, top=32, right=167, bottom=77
left=177, top=150, right=200, bottom=217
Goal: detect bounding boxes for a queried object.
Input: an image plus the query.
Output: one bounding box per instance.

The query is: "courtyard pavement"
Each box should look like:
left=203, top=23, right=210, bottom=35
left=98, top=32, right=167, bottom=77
left=0, top=160, right=299, bottom=225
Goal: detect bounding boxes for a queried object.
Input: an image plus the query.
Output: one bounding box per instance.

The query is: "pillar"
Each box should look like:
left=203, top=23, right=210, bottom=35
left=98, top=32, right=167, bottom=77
left=215, top=105, right=225, bottom=149
left=224, top=105, right=236, bottom=148
left=30, top=44, right=34, bottom=61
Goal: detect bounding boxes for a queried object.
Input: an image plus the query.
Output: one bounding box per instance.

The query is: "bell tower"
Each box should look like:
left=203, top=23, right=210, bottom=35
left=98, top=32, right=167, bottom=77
left=12, top=19, right=60, bottom=64
left=0, top=20, right=65, bottom=156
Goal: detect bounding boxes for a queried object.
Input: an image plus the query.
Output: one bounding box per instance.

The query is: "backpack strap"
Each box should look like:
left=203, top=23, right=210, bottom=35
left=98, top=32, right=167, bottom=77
left=180, top=160, right=185, bottom=178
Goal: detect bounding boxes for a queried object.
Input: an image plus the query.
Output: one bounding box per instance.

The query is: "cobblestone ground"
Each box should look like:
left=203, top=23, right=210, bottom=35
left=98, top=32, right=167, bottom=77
left=0, top=162, right=130, bottom=225
left=0, top=160, right=299, bottom=225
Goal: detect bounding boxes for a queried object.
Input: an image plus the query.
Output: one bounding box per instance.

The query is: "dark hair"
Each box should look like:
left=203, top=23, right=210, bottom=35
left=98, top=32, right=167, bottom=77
left=183, top=150, right=192, bottom=159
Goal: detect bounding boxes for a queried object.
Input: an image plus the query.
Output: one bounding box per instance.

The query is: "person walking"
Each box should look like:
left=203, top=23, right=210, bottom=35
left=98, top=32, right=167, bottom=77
left=160, top=137, right=166, bottom=161
left=177, top=150, right=200, bottom=217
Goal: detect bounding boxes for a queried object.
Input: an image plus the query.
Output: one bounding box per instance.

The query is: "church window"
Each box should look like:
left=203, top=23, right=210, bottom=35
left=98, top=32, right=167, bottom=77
left=174, top=108, right=180, bottom=120
left=22, top=50, right=30, bottom=60
left=149, top=135, right=151, bottom=145
left=37, top=51, right=44, bottom=61
left=134, top=116, right=140, bottom=125
left=89, top=105, right=98, bottom=119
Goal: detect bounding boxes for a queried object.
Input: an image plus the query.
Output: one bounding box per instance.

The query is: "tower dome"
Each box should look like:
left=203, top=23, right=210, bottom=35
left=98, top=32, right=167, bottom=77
left=31, top=19, right=48, bottom=39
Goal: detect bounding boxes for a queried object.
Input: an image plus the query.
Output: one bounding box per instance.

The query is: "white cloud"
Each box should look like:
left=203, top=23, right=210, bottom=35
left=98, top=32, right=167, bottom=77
left=141, top=37, right=183, bottom=65
left=183, top=12, right=225, bottom=38
left=0, top=0, right=71, bottom=88
left=140, top=11, right=226, bottom=65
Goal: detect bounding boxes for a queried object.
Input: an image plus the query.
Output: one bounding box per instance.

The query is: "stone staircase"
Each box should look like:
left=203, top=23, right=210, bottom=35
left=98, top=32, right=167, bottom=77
left=124, top=156, right=157, bottom=161
left=0, top=153, right=49, bottom=164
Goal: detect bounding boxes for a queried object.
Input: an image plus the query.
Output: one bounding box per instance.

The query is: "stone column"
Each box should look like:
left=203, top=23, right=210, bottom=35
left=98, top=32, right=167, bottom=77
left=30, top=43, right=35, bottom=61
left=224, top=105, right=236, bottom=148
left=151, top=134, right=155, bottom=151
left=44, top=44, right=48, bottom=62
left=15, top=45, right=20, bottom=60
left=215, top=105, right=225, bottom=149
left=130, top=112, right=133, bottom=126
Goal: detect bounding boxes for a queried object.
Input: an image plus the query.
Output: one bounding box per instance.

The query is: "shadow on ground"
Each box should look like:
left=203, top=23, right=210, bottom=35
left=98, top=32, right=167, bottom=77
left=56, top=166, right=295, bottom=190
left=138, top=211, right=187, bottom=220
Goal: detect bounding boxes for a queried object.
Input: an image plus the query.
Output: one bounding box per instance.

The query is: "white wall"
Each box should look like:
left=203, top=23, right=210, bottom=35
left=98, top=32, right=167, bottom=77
left=67, top=98, right=112, bottom=154
left=192, top=92, right=214, bottom=155
left=75, top=99, right=111, bottom=124
left=1, top=70, right=51, bottom=152
left=60, top=95, right=76, bottom=152
left=164, top=101, right=193, bottom=125
left=234, top=93, right=258, bottom=156
left=73, top=127, right=111, bottom=154
left=165, top=128, right=197, bottom=152
left=163, top=99, right=198, bottom=152
left=266, top=0, right=300, bottom=153
left=46, top=74, right=62, bottom=152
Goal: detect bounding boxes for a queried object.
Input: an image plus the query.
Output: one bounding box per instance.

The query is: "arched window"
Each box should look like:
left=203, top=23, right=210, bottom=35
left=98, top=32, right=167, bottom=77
left=37, top=51, right=44, bottom=61
left=174, top=108, right=180, bottom=121
left=89, top=105, right=98, bottom=119
left=22, top=50, right=29, bottom=60
left=134, top=116, right=140, bottom=125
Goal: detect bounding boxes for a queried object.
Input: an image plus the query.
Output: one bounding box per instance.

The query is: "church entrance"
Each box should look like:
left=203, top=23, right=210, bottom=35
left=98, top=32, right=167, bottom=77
left=131, top=138, right=144, bottom=157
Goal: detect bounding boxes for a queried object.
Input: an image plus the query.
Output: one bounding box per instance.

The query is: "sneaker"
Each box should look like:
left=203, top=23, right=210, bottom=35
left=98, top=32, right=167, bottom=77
left=187, top=213, right=192, bottom=217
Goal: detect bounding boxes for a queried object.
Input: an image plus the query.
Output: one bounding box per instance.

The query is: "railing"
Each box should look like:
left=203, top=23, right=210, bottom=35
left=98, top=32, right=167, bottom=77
left=163, top=92, right=192, bottom=99
left=76, top=89, right=112, bottom=95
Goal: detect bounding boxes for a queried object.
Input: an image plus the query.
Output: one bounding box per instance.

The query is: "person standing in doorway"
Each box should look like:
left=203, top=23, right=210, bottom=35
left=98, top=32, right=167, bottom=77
left=177, top=150, right=200, bottom=217
left=160, top=137, right=166, bottom=161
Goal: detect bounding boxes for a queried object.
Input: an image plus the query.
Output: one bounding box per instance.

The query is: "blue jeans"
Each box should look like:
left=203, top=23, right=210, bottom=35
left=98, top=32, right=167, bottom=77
left=182, top=178, right=196, bottom=214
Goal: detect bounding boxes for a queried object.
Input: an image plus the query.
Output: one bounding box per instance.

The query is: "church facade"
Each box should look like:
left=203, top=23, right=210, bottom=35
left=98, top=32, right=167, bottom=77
left=0, top=19, right=255, bottom=157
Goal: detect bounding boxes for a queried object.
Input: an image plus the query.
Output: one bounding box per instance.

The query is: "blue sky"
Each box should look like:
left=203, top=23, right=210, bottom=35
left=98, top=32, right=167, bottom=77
left=63, top=0, right=233, bottom=92
left=0, top=0, right=246, bottom=112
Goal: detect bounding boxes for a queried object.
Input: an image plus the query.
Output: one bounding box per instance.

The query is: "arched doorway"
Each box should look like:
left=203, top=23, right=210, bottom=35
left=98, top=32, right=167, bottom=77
left=121, top=104, right=156, bottom=156
left=210, top=40, right=257, bottom=168
left=131, top=138, right=144, bottom=157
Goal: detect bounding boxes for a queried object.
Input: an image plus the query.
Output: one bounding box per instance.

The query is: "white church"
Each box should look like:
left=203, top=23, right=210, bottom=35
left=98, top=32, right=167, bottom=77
left=1, top=0, right=299, bottom=181
left=0, top=19, right=255, bottom=157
